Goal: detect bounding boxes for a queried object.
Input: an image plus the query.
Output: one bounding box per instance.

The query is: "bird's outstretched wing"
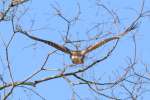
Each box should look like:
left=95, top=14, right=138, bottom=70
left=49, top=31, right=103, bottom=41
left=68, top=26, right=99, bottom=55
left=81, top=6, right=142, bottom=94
left=20, top=31, right=71, bottom=54
left=81, top=21, right=137, bottom=55
left=81, top=36, right=119, bottom=55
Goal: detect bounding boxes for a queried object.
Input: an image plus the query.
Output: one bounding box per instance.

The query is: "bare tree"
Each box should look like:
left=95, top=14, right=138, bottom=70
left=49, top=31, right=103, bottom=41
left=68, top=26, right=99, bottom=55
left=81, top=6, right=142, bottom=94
left=0, top=0, right=150, bottom=100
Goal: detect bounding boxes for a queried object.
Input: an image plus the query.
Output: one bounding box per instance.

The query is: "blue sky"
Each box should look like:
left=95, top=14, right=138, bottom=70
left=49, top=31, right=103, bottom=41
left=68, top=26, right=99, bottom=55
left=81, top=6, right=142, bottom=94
left=0, top=0, right=150, bottom=100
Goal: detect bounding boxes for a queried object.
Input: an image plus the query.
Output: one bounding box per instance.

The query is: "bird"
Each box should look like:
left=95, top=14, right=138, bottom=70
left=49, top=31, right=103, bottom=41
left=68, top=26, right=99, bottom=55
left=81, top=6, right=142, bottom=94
left=19, top=24, right=136, bottom=64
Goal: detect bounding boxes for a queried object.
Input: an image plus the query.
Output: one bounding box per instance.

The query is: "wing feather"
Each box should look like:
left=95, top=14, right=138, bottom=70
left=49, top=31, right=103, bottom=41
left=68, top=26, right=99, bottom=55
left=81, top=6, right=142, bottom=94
left=20, top=31, right=71, bottom=54
left=81, top=36, right=119, bottom=55
left=81, top=22, right=137, bottom=55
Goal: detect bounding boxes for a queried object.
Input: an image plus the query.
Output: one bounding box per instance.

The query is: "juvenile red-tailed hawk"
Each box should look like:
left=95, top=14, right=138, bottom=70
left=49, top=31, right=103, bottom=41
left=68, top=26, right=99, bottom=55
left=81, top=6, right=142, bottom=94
left=19, top=24, right=136, bottom=64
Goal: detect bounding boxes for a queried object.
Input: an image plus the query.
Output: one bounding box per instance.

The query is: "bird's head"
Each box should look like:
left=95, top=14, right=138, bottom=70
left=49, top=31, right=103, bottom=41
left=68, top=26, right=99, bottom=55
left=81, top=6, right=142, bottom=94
left=70, top=51, right=85, bottom=64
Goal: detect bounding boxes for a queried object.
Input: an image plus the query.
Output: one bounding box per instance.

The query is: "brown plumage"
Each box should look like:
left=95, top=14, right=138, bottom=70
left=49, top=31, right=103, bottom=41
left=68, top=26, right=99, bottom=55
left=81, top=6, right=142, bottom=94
left=70, top=51, right=85, bottom=64
left=19, top=24, right=136, bottom=64
left=20, top=31, right=119, bottom=64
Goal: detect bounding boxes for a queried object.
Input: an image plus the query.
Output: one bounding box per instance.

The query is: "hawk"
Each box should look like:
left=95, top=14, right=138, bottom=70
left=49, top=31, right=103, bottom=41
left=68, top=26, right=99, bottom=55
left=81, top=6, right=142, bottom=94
left=19, top=25, right=135, bottom=64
